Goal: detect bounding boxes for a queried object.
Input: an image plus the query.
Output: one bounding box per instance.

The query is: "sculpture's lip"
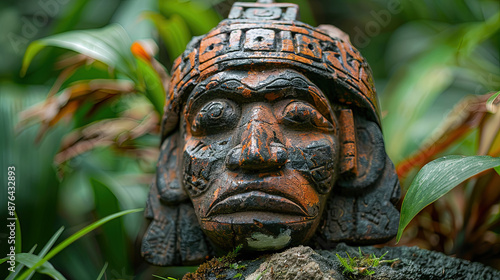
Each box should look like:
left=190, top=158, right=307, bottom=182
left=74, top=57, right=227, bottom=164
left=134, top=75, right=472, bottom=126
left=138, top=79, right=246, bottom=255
left=206, top=191, right=309, bottom=217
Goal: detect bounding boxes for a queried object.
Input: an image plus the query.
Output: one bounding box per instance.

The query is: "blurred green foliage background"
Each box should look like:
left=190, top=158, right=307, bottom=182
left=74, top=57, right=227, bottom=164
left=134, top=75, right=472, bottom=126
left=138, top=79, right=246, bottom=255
left=1, top=0, right=499, bottom=279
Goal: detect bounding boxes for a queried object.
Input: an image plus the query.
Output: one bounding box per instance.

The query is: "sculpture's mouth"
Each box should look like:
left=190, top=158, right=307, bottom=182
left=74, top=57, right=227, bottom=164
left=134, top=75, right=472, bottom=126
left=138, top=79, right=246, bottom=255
left=206, top=191, right=309, bottom=217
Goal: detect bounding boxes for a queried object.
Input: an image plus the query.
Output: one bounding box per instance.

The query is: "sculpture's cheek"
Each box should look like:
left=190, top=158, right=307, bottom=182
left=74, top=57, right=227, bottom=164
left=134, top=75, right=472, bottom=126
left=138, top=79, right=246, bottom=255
left=288, top=138, right=339, bottom=194
left=182, top=137, right=232, bottom=197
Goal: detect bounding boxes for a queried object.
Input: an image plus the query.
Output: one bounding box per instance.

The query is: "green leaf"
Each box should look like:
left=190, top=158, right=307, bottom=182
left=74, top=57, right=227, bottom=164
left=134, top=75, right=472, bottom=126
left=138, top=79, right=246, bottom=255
left=486, top=91, right=500, bottom=113
left=23, top=227, right=65, bottom=280
left=152, top=275, right=176, bottom=280
left=6, top=245, right=37, bottom=280
left=38, top=226, right=65, bottom=258
left=90, top=178, right=129, bottom=271
left=14, top=253, right=67, bottom=280
left=495, top=166, right=500, bottom=176
left=135, top=57, right=165, bottom=114
left=142, top=12, right=192, bottom=60
left=17, top=208, right=143, bottom=280
left=158, top=0, right=221, bottom=35
left=96, top=262, right=108, bottom=280
left=397, top=155, right=500, bottom=242
left=21, top=24, right=136, bottom=80
left=15, top=212, right=21, bottom=254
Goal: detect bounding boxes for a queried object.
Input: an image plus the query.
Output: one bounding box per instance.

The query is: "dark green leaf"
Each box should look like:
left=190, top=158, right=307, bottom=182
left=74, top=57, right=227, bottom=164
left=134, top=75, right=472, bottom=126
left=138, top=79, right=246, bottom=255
left=143, top=12, right=191, bottom=60
left=158, top=0, right=221, bottom=35
left=90, top=178, right=129, bottom=271
left=397, top=155, right=500, bottom=242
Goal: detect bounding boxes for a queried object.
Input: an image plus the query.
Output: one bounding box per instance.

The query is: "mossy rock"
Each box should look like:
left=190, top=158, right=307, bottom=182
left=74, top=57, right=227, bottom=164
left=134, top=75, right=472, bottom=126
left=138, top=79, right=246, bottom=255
left=181, top=243, right=500, bottom=280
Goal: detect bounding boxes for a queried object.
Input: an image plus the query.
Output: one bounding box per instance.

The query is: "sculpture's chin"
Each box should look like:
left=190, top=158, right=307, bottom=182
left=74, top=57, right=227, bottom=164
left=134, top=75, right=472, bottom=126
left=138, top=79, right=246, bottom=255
left=200, top=213, right=321, bottom=252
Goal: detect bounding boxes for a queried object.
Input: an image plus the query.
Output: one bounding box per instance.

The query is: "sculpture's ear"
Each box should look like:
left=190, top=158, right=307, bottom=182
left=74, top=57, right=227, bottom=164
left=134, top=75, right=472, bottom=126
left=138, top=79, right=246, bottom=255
left=141, top=132, right=211, bottom=266
left=337, top=109, right=386, bottom=191
left=313, top=112, right=400, bottom=246
left=156, top=131, right=189, bottom=204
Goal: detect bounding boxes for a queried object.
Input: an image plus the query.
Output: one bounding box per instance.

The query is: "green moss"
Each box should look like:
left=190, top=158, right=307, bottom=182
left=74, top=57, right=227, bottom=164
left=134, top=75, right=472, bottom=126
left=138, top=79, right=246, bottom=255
left=183, top=245, right=244, bottom=280
left=336, top=248, right=398, bottom=279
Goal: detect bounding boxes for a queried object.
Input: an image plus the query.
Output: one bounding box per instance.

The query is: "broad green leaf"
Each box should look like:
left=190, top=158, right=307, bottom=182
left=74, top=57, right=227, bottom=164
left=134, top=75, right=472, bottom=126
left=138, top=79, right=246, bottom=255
left=397, top=155, right=500, bottom=242
left=14, top=253, right=67, bottom=280
left=21, top=24, right=136, bottom=81
left=17, top=208, right=143, bottom=280
left=495, top=166, right=500, bottom=176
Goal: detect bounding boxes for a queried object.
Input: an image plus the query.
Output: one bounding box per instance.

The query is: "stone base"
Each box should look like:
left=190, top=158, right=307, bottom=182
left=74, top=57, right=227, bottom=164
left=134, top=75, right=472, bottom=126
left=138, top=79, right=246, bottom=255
left=183, top=243, right=500, bottom=280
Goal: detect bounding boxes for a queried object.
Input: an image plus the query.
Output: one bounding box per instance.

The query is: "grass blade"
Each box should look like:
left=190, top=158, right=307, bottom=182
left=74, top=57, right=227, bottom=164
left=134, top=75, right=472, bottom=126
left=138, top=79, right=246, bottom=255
left=37, top=226, right=65, bottom=258
left=397, top=155, right=500, bottom=242
left=13, top=212, right=22, bottom=255
left=17, top=208, right=143, bottom=280
left=96, top=262, right=108, bottom=280
left=22, top=226, right=66, bottom=280
left=152, top=276, right=166, bottom=280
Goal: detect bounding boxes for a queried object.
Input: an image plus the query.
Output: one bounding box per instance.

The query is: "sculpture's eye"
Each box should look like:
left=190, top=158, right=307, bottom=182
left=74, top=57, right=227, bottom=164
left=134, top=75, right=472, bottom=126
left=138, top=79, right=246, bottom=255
left=282, top=101, right=334, bottom=131
left=191, top=100, right=238, bottom=135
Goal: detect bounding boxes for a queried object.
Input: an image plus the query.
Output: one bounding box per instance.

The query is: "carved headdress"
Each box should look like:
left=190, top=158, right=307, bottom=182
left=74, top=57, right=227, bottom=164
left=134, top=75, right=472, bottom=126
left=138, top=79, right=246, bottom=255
left=142, top=0, right=400, bottom=266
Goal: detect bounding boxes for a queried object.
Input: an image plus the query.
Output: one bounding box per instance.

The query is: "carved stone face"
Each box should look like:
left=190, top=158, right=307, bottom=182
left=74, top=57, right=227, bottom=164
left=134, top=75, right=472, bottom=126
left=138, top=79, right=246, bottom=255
left=179, top=67, right=340, bottom=251
left=142, top=0, right=401, bottom=267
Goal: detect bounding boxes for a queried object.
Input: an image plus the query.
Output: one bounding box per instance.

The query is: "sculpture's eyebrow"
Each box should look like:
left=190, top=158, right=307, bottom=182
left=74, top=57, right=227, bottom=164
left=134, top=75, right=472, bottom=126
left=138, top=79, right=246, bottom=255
left=186, top=78, right=334, bottom=120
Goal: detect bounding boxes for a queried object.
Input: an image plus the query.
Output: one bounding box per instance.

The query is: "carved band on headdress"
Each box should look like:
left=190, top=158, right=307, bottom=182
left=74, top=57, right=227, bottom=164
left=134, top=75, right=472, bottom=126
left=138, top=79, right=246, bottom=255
left=161, top=1, right=380, bottom=141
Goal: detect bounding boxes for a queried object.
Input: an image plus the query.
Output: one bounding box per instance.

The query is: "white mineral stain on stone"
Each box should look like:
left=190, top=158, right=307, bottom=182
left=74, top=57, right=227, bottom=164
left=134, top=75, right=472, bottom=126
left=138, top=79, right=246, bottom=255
left=246, top=229, right=292, bottom=250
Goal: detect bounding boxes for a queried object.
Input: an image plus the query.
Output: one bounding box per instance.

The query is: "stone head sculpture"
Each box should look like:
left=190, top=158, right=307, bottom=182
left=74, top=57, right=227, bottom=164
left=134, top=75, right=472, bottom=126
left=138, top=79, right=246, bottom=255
left=142, top=0, right=400, bottom=266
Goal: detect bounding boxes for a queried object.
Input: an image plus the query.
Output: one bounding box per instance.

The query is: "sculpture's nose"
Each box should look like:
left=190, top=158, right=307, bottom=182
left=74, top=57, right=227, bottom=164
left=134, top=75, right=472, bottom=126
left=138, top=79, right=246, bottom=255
left=226, top=106, right=287, bottom=171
